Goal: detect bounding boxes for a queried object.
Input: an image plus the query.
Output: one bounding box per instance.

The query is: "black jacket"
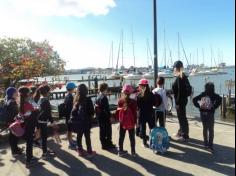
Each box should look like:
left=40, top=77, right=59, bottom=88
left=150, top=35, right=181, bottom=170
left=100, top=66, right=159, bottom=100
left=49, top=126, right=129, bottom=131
left=71, top=97, right=95, bottom=127
left=96, top=94, right=111, bottom=122
left=137, top=92, right=156, bottom=121
left=64, top=93, right=74, bottom=118
left=193, top=92, right=222, bottom=113
left=6, top=99, right=18, bottom=124
left=38, top=97, right=53, bottom=123
left=172, top=74, right=190, bottom=106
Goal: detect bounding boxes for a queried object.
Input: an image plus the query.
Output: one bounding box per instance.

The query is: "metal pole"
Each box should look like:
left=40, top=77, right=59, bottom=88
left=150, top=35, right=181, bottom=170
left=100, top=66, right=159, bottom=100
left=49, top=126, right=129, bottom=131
left=153, top=0, right=158, bottom=87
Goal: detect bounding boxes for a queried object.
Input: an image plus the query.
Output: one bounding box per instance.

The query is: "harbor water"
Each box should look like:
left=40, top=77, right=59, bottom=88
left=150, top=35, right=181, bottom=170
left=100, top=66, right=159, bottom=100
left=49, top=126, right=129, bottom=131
left=42, top=68, right=235, bottom=121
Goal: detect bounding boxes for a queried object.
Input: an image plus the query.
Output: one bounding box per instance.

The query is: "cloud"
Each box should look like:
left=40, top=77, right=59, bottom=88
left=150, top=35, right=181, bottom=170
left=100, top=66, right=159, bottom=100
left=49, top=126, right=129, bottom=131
left=3, top=0, right=116, bottom=17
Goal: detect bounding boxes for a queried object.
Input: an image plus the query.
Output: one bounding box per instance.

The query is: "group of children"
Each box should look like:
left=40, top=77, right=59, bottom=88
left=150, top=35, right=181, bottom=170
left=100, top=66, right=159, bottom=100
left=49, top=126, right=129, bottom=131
left=5, top=85, right=55, bottom=167
left=3, top=60, right=222, bottom=168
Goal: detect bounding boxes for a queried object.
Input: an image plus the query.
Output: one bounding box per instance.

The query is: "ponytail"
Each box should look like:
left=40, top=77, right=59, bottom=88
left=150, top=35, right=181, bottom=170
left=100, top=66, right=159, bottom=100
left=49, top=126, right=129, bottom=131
left=34, top=88, right=41, bottom=103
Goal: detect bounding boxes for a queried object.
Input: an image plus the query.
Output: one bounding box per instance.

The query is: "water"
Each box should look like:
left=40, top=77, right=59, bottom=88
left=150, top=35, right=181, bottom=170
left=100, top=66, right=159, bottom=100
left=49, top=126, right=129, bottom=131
left=44, top=67, right=235, bottom=120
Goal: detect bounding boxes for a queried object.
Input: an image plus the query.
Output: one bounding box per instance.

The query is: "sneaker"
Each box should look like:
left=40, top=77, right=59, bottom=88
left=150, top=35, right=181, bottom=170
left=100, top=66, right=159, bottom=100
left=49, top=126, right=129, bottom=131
left=131, top=151, right=137, bottom=157
left=86, top=151, right=96, bottom=158
left=107, top=144, right=116, bottom=149
left=78, top=149, right=87, bottom=157
left=41, top=151, right=55, bottom=160
left=68, top=142, right=77, bottom=150
left=177, top=137, right=189, bottom=142
left=12, top=150, right=23, bottom=157
left=26, top=160, right=37, bottom=168
left=118, top=150, right=128, bottom=157
left=142, top=143, right=149, bottom=148
left=173, top=133, right=182, bottom=138
left=207, top=147, right=215, bottom=153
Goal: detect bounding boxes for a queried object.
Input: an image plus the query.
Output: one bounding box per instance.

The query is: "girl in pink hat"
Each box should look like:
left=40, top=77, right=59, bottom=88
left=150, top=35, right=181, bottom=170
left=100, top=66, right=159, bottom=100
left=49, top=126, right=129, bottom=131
left=116, top=84, right=137, bottom=157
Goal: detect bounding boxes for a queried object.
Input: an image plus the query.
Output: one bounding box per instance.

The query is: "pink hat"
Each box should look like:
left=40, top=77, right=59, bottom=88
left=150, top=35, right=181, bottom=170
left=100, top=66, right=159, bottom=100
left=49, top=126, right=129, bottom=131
left=139, top=79, right=149, bottom=85
left=122, top=84, right=134, bottom=94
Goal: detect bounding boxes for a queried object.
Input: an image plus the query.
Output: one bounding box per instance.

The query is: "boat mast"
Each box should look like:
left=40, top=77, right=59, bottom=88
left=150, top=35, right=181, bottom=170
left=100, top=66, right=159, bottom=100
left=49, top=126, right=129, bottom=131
left=197, top=48, right=199, bottom=66
left=178, top=32, right=180, bottom=59
left=202, top=48, right=205, bottom=66
left=116, top=32, right=122, bottom=71
left=164, top=24, right=167, bottom=68
left=111, top=41, right=114, bottom=69
left=121, top=30, right=124, bottom=69
left=131, top=28, right=135, bottom=68
left=179, top=34, right=190, bottom=66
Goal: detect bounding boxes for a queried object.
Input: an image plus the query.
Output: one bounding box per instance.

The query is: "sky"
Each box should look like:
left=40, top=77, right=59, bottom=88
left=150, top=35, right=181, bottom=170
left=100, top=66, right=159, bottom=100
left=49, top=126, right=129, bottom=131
left=0, top=0, right=235, bottom=69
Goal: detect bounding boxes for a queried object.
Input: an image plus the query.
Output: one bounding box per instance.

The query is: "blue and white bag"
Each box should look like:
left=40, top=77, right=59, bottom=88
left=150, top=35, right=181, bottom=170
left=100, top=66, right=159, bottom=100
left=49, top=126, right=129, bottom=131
left=150, top=127, right=170, bottom=154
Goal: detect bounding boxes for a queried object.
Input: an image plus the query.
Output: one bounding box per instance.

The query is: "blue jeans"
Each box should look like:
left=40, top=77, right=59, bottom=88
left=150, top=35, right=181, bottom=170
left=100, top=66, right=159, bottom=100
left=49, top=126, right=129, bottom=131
left=201, top=111, right=215, bottom=147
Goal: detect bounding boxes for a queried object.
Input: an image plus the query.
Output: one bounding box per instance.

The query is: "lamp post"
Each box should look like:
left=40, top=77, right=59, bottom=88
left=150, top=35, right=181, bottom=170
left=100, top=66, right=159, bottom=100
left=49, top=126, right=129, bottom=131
left=153, top=0, right=158, bottom=87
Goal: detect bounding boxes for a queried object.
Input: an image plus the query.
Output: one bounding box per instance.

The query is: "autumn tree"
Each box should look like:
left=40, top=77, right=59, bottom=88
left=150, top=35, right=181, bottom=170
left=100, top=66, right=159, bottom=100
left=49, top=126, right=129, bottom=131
left=0, top=38, right=65, bottom=87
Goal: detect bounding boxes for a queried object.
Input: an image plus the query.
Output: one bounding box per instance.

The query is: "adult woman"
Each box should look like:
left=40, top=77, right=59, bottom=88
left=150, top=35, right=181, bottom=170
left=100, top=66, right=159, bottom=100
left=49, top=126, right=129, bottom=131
left=172, top=60, right=192, bottom=142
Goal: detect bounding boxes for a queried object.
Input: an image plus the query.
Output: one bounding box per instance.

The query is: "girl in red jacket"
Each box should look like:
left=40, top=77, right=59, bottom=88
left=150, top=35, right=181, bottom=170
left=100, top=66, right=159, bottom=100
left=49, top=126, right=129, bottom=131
left=117, top=84, right=137, bottom=157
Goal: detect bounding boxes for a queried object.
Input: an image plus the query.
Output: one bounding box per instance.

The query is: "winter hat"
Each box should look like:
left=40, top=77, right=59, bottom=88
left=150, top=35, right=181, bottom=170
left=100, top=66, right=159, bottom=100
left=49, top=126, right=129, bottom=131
left=122, top=84, right=134, bottom=95
left=173, top=60, right=184, bottom=69
left=6, top=87, right=17, bottom=100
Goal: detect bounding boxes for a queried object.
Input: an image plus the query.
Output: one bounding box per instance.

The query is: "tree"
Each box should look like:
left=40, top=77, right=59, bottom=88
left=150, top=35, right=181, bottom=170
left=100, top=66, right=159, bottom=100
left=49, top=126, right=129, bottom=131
left=0, top=37, right=65, bottom=86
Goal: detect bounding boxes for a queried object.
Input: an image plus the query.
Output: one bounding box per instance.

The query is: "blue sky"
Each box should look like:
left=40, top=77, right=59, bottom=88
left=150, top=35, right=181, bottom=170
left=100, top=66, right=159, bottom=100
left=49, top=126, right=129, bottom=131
left=0, top=0, right=235, bottom=69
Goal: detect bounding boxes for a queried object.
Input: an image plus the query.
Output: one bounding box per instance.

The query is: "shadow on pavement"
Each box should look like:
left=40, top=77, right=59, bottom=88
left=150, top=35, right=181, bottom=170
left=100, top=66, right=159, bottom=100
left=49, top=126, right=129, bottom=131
left=83, top=153, right=144, bottom=176
left=167, top=138, right=235, bottom=176
left=47, top=141, right=102, bottom=176
left=123, top=154, right=194, bottom=176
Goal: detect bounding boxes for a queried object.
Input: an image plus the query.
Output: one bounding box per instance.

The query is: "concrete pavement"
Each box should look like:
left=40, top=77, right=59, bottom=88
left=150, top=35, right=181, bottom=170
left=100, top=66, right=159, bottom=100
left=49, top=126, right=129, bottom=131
left=0, top=117, right=235, bottom=176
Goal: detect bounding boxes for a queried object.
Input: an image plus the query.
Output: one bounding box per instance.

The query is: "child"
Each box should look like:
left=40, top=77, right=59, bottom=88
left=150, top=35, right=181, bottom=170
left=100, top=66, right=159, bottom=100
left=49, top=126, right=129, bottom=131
left=152, top=77, right=168, bottom=127
left=95, top=83, right=115, bottom=150
left=71, top=84, right=96, bottom=158
left=37, top=85, right=55, bottom=159
left=193, top=82, right=222, bottom=153
left=5, top=87, right=22, bottom=156
left=137, top=79, right=156, bottom=148
left=117, top=84, right=137, bottom=156
left=64, top=82, right=77, bottom=149
left=18, top=87, right=37, bottom=167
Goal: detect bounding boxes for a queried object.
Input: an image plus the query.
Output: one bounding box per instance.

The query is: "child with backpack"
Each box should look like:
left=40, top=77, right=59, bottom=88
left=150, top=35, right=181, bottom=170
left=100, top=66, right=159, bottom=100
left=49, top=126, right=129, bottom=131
left=95, top=83, right=116, bottom=150
left=4, top=87, right=22, bottom=156
left=71, top=84, right=96, bottom=158
left=18, top=87, right=38, bottom=167
left=152, top=77, right=168, bottom=127
left=64, top=82, right=77, bottom=150
left=117, top=84, right=137, bottom=156
left=37, top=85, right=55, bottom=159
left=193, top=82, right=222, bottom=153
left=137, top=79, right=156, bottom=148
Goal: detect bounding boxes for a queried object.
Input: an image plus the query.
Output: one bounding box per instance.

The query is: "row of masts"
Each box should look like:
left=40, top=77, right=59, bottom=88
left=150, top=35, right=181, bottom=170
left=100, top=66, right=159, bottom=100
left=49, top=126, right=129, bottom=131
left=108, top=29, right=225, bottom=70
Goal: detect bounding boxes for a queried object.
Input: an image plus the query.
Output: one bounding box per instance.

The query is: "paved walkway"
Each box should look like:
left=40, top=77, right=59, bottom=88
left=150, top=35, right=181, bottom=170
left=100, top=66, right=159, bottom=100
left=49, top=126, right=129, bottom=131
left=0, top=117, right=235, bottom=176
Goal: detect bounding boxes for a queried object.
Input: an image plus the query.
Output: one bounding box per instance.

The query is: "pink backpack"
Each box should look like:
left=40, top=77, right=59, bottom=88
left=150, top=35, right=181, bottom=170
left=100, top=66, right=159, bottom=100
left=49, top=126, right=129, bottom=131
left=9, top=120, right=25, bottom=137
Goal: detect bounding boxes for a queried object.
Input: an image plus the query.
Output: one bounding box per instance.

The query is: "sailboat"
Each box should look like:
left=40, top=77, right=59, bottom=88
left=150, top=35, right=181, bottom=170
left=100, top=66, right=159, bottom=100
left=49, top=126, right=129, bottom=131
left=123, top=29, right=143, bottom=80
left=109, top=31, right=126, bottom=80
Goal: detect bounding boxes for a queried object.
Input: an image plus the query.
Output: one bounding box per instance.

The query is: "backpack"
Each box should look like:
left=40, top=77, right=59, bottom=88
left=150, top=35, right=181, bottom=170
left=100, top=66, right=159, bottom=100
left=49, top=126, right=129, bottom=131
left=200, top=96, right=213, bottom=110
left=0, top=100, right=12, bottom=126
left=153, top=93, right=163, bottom=107
left=70, top=103, right=89, bottom=132
left=9, top=119, right=25, bottom=137
left=58, top=103, right=67, bottom=119
left=150, top=127, right=170, bottom=154
left=185, top=79, right=193, bottom=97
